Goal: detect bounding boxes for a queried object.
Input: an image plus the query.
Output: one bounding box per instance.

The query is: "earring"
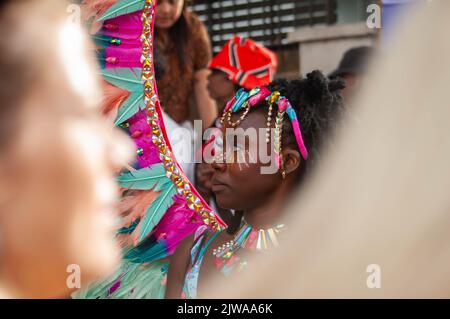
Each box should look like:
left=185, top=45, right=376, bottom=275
left=274, top=109, right=285, bottom=167
left=280, top=155, right=286, bottom=180
left=265, top=102, right=273, bottom=143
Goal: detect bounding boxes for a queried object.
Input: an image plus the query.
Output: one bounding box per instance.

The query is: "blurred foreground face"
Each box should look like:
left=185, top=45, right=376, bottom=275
left=155, top=0, right=184, bottom=29
left=0, top=0, right=133, bottom=298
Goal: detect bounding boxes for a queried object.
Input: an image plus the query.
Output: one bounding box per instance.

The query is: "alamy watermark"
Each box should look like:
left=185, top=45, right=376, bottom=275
left=170, top=121, right=282, bottom=175
left=66, top=264, right=81, bottom=289
left=366, top=264, right=381, bottom=289
left=366, top=4, right=382, bottom=29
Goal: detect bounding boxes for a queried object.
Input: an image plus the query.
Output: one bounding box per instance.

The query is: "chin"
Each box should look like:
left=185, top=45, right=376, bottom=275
left=207, top=89, right=219, bottom=100
left=215, top=194, right=231, bottom=210
left=215, top=194, right=241, bottom=211
left=155, top=21, right=175, bottom=29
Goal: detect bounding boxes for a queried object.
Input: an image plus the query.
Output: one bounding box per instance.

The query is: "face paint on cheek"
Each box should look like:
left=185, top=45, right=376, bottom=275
left=235, top=149, right=252, bottom=171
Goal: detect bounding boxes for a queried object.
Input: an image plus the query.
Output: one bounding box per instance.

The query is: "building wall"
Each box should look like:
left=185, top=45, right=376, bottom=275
left=287, top=22, right=377, bottom=76
left=336, top=0, right=375, bottom=24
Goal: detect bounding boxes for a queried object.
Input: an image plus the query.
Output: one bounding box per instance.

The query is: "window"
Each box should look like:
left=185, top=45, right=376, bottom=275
left=191, top=0, right=337, bottom=52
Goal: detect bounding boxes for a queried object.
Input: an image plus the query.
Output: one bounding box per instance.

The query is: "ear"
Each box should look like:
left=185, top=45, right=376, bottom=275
left=282, top=148, right=301, bottom=175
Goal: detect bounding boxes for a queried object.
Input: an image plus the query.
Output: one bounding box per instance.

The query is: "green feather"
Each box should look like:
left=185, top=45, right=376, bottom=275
left=117, top=164, right=176, bottom=242
left=115, top=91, right=144, bottom=126
left=117, top=164, right=167, bottom=190
left=139, top=182, right=177, bottom=241
left=101, top=68, right=142, bottom=91
left=101, top=68, right=145, bottom=125
left=99, top=0, right=146, bottom=21
left=127, top=262, right=168, bottom=299
left=103, top=261, right=167, bottom=299
left=92, top=34, right=113, bottom=48
left=117, top=218, right=140, bottom=234
left=72, top=264, right=125, bottom=299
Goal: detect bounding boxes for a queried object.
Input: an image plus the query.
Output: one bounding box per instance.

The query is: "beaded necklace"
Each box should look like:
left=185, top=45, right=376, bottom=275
left=213, top=219, right=285, bottom=276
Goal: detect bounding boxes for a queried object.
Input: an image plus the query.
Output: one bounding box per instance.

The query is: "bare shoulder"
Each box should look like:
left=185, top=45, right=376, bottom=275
left=165, top=233, right=196, bottom=298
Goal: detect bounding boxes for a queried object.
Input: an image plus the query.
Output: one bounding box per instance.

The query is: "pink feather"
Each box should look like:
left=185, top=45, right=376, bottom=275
left=102, top=11, right=143, bottom=40
left=151, top=195, right=205, bottom=255
left=105, top=44, right=142, bottom=68
left=128, top=110, right=162, bottom=168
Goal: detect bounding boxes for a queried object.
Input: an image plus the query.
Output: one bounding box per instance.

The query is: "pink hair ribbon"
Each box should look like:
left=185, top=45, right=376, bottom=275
left=286, top=102, right=309, bottom=160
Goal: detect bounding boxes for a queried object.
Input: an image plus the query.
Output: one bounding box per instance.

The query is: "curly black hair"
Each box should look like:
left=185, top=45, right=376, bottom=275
left=262, top=70, right=346, bottom=180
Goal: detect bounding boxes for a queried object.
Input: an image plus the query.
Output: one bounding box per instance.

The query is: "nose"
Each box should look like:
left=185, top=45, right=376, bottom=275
left=158, top=3, right=171, bottom=15
left=207, top=73, right=213, bottom=83
left=211, top=151, right=227, bottom=173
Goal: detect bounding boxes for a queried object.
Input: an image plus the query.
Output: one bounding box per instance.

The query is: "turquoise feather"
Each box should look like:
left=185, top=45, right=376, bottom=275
left=100, top=68, right=145, bottom=125
left=72, top=263, right=126, bottom=299
left=92, top=34, right=114, bottom=48
left=93, top=261, right=168, bottom=299
left=99, top=0, right=146, bottom=21
left=139, top=182, right=177, bottom=241
left=117, top=218, right=140, bottom=234
left=126, top=262, right=168, bottom=299
left=117, top=164, right=176, bottom=240
left=117, top=164, right=167, bottom=190
left=124, top=239, right=167, bottom=263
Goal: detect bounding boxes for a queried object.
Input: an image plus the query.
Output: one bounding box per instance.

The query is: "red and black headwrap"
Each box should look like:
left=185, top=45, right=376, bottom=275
left=209, top=35, right=278, bottom=90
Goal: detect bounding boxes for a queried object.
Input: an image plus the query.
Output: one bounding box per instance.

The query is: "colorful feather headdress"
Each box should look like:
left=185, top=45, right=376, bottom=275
left=76, top=0, right=225, bottom=297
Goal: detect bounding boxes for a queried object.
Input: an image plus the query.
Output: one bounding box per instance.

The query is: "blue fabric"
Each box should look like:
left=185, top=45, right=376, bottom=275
left=182, top=229, right=223, bottom=299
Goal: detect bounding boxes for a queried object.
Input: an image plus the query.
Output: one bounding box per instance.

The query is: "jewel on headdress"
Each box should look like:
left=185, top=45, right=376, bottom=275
left=232, top=89, right=250, bottom=113
left=106, top=57, right=118, bottom=64
left=248, top=87, right=260, bottom=97
left=248, top=87, right=271, bottom=106
left=265, top=102, right=273, bottom=143
left=120, top=122, right=130, bottom=129
left=269, top=91, right=280, bottom=104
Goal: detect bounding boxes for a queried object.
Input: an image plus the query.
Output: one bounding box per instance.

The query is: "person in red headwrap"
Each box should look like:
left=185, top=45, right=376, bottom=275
left=207, top=36, right=278, bottom=114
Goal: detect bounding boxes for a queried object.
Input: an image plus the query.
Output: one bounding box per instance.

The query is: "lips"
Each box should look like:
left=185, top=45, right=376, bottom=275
left=211, top=184, right=228, bottom=193
left=157, top=18, right=172, bottom=25
left=211, top=177, right=229, bottom=193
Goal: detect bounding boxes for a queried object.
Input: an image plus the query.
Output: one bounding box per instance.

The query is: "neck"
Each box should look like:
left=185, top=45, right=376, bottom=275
left=243, top=180, right=292, bottom=229
left=156, top=28, right=170, bottom=46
